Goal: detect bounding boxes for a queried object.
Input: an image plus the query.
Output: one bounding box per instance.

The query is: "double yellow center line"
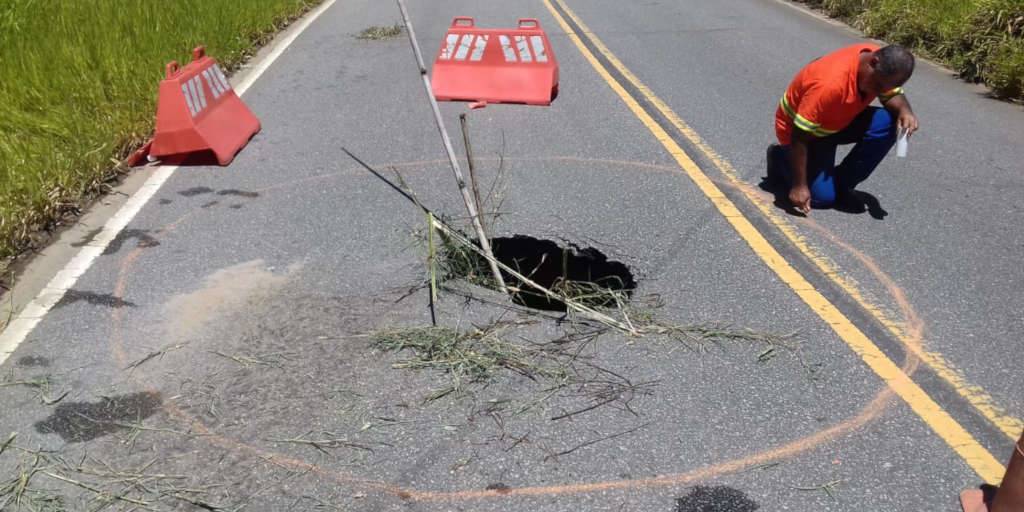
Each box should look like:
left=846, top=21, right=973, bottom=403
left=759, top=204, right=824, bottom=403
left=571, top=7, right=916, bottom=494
left=541, top=0, right=1005, bottom=483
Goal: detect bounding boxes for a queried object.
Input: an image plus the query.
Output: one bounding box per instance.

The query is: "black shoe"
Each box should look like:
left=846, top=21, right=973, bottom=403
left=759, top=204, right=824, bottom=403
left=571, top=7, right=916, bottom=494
left=765, top=144, right=786, bottom=186
left=833, top=188, right=867, bottom=213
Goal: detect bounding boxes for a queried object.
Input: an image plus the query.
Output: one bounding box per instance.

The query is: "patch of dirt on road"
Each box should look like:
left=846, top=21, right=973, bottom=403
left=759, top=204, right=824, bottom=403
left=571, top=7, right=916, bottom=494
left=163, top=259, right=297, bottom=340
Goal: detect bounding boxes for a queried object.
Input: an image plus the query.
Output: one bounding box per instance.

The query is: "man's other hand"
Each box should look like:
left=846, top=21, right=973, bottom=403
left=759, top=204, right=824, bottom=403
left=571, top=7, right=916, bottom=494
left=789, top=185, right=811, bottom=215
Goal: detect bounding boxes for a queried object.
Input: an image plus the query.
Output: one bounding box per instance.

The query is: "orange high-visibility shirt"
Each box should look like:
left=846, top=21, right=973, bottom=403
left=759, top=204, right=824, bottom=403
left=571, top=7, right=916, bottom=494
left=775, top=43, right=903, bottom=145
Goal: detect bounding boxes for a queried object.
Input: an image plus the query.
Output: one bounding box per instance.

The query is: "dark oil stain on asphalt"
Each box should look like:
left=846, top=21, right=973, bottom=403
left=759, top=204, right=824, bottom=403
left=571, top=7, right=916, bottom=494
left=158, top=198, right=174, bottom=205
left=102, top=229, right=160, bottom=255
left=70, top=228, right=104, bottom=247
left=216, top=189, right=260, bottom=198
left=485, top=483, right=511, bottom=494
left=54, top=290, right=136, bottom=309
left=178, top=186, right=215, bottom=197
left=201, top=200, right=220, bottom=209
left=35, top=391, right=163, bottom=443
left=675, top=485, right=760, bottom=512
left=17, top=355, right=51, bottom=367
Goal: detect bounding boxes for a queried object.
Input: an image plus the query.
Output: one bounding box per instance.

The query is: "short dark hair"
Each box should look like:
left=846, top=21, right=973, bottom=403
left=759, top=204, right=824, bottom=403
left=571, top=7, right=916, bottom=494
left=876, top=45, right=915, bottom=80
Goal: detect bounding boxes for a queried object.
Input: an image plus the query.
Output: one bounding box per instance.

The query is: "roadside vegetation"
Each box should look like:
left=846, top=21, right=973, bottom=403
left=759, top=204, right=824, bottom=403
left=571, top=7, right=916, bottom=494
left=0, top=0, right=320, bottom=262
left=797, top=0, right=1024, bottom=101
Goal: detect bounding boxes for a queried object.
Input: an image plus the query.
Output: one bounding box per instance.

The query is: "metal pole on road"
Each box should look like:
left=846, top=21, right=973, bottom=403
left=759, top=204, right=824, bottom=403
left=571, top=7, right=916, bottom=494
left=396, top=0, right=508, bottom=295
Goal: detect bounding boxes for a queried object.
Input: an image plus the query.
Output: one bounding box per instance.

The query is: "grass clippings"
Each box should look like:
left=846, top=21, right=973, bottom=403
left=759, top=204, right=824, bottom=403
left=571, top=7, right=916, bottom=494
left=0, top=376, right=70, bottom=406
left=267, top=431, right=375, bottom=455
left=431, top=218, right=807, bottom=362
left=372, top=324, right=570, bottom=400
left=371, top=310, right=808, bottom=409
left=0, top=444, right=210, bottom=511
left=792, top=478, right=845, bottom=501
left=357, top=24, right=404, bottom=40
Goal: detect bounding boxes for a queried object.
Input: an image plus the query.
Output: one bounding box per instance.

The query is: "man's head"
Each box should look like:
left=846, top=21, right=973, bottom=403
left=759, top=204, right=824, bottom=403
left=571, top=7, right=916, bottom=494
left=858, top=45, right=915, bottom=97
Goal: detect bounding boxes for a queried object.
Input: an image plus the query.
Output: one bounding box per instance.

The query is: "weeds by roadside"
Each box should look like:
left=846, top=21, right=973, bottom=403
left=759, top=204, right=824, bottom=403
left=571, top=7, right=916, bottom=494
left=796, top=0, right=1023, bottom=100
left=0, top=0, right=322, bottom=263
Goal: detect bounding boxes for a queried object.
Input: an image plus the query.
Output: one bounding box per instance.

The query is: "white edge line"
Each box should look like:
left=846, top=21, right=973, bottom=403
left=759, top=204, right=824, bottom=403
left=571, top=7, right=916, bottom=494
left=0, top=0, right=339, bottom=365
left=234, top=0, right=338, bottom=96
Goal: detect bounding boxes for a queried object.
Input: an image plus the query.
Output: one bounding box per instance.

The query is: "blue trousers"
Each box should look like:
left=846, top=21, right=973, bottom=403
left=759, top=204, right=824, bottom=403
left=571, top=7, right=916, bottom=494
left=774, top=107, right=897, bottom=207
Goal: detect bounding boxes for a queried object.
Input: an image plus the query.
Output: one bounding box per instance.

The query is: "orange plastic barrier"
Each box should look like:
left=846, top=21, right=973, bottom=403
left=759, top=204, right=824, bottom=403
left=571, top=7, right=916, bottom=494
left=431, top=17, right=559, bottom=106
left=150, top=47, right=260, bottom=165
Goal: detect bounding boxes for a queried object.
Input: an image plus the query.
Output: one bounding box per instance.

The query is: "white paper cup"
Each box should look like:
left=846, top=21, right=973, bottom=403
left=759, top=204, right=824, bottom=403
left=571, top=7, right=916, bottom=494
left=896, top=129, right=908, bottom=158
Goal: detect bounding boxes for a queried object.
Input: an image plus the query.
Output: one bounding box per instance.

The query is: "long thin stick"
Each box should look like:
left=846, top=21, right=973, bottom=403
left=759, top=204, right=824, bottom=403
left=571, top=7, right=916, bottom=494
left=427, top=211, right=439, bottom=326
left=543, top=422, right=651, bottom=461
left=396, top=0, right=507, bottom=294
left=459, top=113, right=487, bottom=235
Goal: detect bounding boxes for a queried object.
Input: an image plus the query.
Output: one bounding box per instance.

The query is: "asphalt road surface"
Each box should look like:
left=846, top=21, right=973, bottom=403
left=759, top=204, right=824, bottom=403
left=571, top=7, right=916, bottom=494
left=1, top=0, right=1022, bottom=510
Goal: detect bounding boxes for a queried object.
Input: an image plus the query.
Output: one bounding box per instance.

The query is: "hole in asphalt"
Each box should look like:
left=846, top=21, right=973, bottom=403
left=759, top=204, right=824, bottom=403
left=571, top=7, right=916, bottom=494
left=448, top=235, right=635, bottom=312
left=675, top=485, right=760, bottom=512
left=34, top=391, right=163, bottom=443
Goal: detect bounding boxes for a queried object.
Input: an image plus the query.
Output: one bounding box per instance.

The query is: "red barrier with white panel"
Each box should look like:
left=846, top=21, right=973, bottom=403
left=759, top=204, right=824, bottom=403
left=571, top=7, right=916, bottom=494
left=431, top=17, right=559, bottom=106
left=149, top=47, right=260, bottom=165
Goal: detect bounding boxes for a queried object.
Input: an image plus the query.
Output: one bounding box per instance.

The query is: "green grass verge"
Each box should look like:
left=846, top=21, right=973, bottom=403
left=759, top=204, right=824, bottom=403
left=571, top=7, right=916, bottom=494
left=795, top=0, right=1024, bottom=101
left=0, top=0, right=321, bottom=261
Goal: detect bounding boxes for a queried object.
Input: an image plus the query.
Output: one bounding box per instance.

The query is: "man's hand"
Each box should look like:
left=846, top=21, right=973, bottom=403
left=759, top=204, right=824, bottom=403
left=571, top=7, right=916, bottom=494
left=789, top=185, right=811, bottom=215
left=898, top=109, right=919, bottom=137
left=884, top=94, right=919, bottom=137
left=787, top=131, right=813, bottom=215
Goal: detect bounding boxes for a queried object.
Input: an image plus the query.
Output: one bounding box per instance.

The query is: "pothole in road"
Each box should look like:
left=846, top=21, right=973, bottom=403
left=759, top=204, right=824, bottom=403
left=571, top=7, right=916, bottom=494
left=445, top=235, right=636, bottom=312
